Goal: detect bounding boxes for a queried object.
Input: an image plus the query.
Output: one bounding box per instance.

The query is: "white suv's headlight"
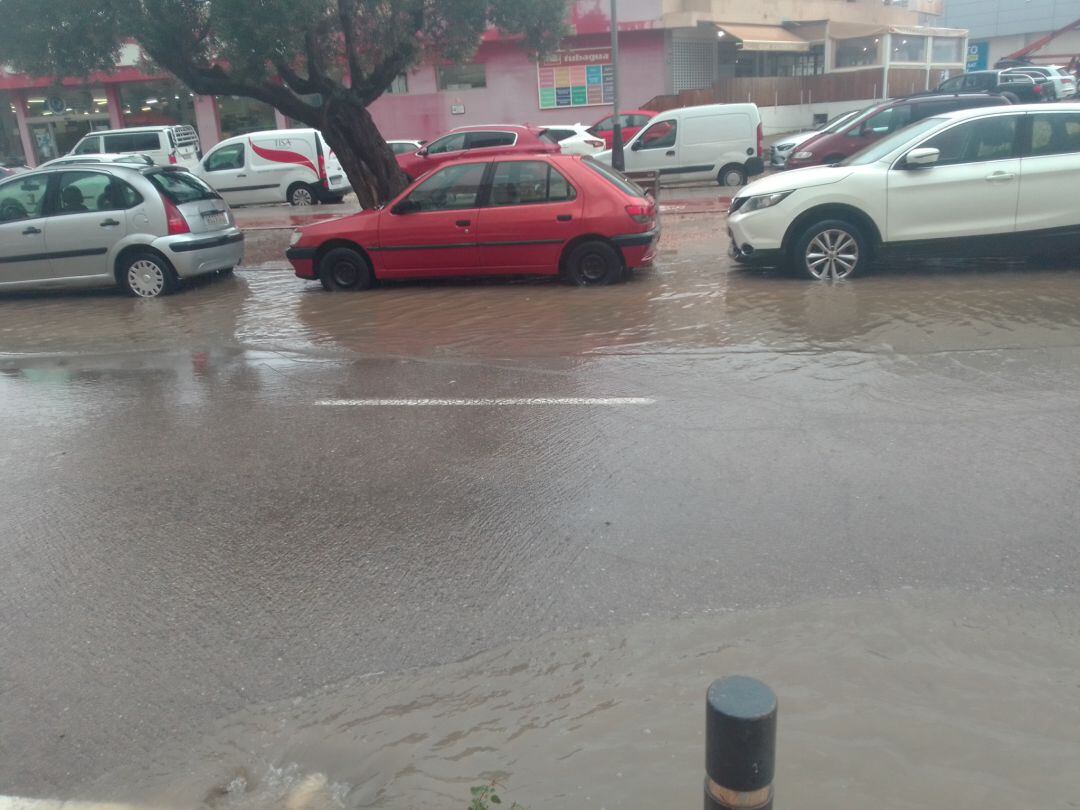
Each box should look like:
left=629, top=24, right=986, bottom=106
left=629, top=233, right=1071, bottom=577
left=289, top=229, right=302, bottom=246
left=792, top=151, right=813, bottom=160
left=741, top=191, right=793, bottom=213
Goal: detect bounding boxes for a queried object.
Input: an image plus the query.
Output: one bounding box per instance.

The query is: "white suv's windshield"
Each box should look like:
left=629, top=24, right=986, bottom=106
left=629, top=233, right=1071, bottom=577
left=843, top=117, right=945, bottom=166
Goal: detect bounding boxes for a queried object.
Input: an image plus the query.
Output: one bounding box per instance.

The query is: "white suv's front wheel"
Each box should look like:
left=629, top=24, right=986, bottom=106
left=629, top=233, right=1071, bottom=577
left=792, top=220, right=867, bottom=280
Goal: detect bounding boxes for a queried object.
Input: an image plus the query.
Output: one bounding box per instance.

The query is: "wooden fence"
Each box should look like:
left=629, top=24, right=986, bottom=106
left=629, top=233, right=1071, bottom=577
left=642, top=67, right=962, bottom=111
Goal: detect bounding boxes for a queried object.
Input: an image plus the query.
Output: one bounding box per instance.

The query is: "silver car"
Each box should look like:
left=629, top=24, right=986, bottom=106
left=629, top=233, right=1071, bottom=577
left=0, top=164, right=243, bottom=297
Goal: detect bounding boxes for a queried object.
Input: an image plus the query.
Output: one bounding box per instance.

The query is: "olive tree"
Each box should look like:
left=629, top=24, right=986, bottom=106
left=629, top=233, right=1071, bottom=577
left=0, top=0, right=566, bottom=205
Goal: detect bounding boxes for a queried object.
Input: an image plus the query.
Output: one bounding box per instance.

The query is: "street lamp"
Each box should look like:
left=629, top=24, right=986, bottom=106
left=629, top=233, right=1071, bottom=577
left=610, top=0, right=625, bottom=171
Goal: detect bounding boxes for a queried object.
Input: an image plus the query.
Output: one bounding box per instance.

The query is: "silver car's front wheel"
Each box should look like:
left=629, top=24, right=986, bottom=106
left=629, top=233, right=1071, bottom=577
left=793, top=221, right=866, bottom=280
left=122, top=253, right=178, bottom=298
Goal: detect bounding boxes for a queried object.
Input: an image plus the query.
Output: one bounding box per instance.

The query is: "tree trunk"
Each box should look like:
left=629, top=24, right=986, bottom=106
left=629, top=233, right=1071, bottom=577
left=318, top=100, right=409, bottom=208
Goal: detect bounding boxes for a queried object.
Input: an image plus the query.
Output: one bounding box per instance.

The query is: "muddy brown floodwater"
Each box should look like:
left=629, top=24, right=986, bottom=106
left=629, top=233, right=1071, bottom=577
left=2, top=214, right=1079, bottom=809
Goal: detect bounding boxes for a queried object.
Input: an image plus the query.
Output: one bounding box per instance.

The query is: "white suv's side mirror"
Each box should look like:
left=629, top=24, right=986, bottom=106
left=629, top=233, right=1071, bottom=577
left=904, top=147, right=940, bottom=168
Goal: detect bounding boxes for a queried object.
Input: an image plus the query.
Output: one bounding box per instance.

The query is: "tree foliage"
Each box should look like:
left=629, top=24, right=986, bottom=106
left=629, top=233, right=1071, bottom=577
left=0, top=0, right=568, bottom=205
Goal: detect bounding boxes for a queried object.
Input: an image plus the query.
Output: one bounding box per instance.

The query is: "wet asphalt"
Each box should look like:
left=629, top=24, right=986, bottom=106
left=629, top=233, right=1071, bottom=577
left=2, top=214, right=1079, bottom=799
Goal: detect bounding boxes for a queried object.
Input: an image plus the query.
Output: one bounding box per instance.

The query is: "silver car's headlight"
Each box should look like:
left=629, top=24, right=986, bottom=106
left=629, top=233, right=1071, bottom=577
left=740, top=191, right=793, bottom=213
left=289, top=229, right=302, bottom=246
left=792, top=150, right=814, bottom=160
left=774, top=142, right=794, bottom=152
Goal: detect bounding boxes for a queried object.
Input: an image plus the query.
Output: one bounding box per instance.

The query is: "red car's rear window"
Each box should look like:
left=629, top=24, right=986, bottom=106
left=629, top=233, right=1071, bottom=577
left=582, top=157, right=647, bottom=197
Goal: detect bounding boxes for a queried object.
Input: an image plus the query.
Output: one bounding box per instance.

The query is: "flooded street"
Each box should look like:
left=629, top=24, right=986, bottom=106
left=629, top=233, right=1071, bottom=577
left=2, top=215, right=1079, bottom=807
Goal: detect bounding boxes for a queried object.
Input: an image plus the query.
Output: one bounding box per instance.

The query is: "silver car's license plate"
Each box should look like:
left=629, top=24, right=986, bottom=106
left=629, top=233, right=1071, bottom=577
left=203, top=211, right=227, bottom=227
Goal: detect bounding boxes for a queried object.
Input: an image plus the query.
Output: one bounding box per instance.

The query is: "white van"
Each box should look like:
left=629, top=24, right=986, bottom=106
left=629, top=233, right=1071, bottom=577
left=69, top=126, right=202, bottom=170
left=597, top=103, right=765, bottom=187
left=196, top=128, right=351, bottom=206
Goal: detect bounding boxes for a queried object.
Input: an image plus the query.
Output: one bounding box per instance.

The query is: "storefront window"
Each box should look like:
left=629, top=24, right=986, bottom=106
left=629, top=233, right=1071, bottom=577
left=23, top=87, right=111, bottom=164
left=891, top=35, right=927, bottom=63
left=931, top=37, right=964, bottom=64
left=437, top=64, right=487, bottom=90
left=1, top=92, right=26, bottom=165
left=834, top=36, right=880, bottom=68
left=119, top=80, right=196, bottom=128
left=217, top=96, right=278, bottom=139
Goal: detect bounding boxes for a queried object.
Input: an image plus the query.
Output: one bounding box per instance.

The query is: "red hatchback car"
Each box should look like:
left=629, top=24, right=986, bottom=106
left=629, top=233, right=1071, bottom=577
left=588, top=110, right=657, bottom=149
left=396, top=125, right=559, bottom=181
left=287, top=154, right=659, bottom=289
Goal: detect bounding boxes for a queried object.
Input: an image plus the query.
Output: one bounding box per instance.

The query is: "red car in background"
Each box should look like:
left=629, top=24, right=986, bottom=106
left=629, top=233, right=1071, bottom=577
left=396, top=125, right=559, bottom=181
left=588, top=110, right=657, bottom=149
left=287, top=154, right=659, bottom=289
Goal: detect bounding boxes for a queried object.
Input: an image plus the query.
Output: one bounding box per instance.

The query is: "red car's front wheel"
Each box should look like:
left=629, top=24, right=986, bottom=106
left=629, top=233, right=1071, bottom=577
left=319, top=247, right=374, bottom=291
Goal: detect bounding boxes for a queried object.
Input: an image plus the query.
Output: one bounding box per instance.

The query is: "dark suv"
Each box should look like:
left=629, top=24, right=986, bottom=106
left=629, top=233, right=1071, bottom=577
left=785, top=93, right=1010, bottom=169
left=935, top=70, right=1048, bottom=103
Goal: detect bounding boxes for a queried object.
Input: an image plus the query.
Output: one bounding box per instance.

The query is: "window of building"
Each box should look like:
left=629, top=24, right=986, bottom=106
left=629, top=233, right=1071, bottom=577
left=489, top=161, right=575, bottom=206
left=834, top=36, right=880, bottom=69
left=437, top=64, right=487, bottom=91
left=118, top=81, right=196, bottom=128
left=217, top=96, right=278, bottom=139
left=1, top=92, right=26, bottom=166
left=891, top=35, right=927, bottom=63
left=931, top=37, right=964, bottom=64
left=735, top=46, right=825, bottom=78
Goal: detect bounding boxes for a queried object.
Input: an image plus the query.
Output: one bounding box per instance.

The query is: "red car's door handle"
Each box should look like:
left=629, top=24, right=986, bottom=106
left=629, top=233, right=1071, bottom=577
left=455, top=219, right=471, bottom=227
left=557, top=215, right=573, bottom=222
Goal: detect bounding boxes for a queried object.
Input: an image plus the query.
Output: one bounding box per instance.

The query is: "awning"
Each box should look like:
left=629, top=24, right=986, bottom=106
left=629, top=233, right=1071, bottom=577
left=716, top=24, right=812, bottom=53
left=827, top=21, right=967, bottom=40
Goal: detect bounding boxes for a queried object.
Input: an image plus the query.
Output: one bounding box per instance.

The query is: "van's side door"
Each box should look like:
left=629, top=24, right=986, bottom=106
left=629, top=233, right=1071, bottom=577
left=248, top=134, right=321, bottom=204
left=681, top=112, right=753, bottom=182
left=625, top=119, right=679, bottom=178
left=199, top=142, right=254, bottom=206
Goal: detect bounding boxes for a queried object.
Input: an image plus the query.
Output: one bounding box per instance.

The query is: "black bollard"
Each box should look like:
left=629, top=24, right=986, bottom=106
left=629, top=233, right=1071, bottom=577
left=705, top=676, right=777, bottom=810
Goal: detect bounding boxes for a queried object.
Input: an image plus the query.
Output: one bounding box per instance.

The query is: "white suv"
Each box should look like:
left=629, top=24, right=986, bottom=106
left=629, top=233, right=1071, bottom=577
left=728, top=103, right=1080, bottom=280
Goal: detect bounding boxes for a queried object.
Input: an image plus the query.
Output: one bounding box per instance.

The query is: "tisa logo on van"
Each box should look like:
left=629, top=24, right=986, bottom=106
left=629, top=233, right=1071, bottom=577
left=249, top=138, right=318, bottom=178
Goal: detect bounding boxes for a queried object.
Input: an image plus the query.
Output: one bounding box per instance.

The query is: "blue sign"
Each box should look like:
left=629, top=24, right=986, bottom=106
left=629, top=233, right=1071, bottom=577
left=966, top=42, right=989, bottom=72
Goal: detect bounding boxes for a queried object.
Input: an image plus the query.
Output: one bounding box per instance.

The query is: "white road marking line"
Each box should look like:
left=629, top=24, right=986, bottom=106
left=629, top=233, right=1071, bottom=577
left=316, top=397, right=656, bottom=407
left=0, top=800, right=153, bottom=810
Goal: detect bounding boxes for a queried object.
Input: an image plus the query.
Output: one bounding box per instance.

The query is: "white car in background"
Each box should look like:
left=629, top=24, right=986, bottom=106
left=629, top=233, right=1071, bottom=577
left=388, top=140, right=424, bottom=156
left=543, top=124, right=607, bottom=156
left=770, top=109, right=863, bottom=168
left=729, top=104, right=1080, bottom=280
left=1004, top=65, right=1077, bottom=100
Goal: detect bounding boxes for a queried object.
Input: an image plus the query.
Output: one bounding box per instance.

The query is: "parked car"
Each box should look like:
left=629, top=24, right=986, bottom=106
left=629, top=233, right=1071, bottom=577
left=395, top=125, right=560, bottom=181
left=1004, top=65, right=1077, bottom=100
left=286, top=154, right=659, bottom=289
left=770, top=109, right=863, bottom=168
left=0, top=164, right=243, bottom=297
left=195, top=128, right=350, bottom=206
left=934, top=70, right=1047, bottom=103
left=542, top=124, right=607, bottom=156
left=596, top=103, right=765, bottom=187
left=68, top=125, right=202, bottom=169
left=785, top=93, right=1011, bottom=169
left=728, top=104, right=1080, bottom=280
left=388, top=139, right=424, bottom=156
left=38, top=153, right=156, bottom=169
left=587, top=110, right=657, bottom=149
